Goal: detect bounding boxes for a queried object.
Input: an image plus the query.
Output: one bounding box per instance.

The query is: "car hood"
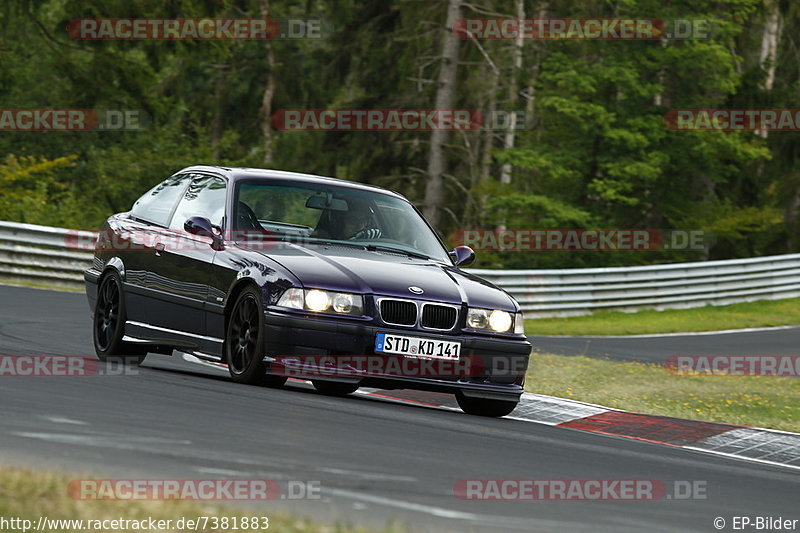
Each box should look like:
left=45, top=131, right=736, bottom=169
left=240, top=242, right=517, bottom=311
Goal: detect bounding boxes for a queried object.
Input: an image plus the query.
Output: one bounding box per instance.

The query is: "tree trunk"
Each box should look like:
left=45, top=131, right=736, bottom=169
left=211, top=65, right=227, bottom=160
left=524, top=2, right=547, bottom=128
left=653, top=37, right=667, bottom=106
left=259, top=0, right=276, bottom=164
left=422, top=0, right=462, bottom=228
left=479, top=67, right=500, bottom=185
left=757, top=0, right=781, bottom=139
left=499, top=0, right=525, bottom=186
left=462, top=62, right=500, bottom=228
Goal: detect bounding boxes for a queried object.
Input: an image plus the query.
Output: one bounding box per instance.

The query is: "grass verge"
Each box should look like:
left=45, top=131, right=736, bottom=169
left=0, top=280, right=82, bottom=293
left=0, top=466, right=396, bottom=533
left=525, top=352, right=800, bottom=433
left=524, top=297, right=800, bottom=336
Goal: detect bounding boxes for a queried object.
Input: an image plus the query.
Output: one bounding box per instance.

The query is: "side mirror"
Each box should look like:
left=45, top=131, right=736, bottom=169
left=450, top=245, right=475, bottom=267
left=184, top=216, right=222, bottom=249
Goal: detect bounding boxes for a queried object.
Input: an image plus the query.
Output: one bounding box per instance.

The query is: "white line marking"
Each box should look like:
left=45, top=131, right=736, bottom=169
left=323, top=487, right=479, bottom=520
left=683, top=446, right=800, bottom=472
left=13, top=432, right=191, bottom=449
left=40, top=416, right=88, bottom=425
left=195, top=467, right=250, bottom=476
left=520, top=392, right=620, bottom=411
left=324, top=487, right=577, bottom=530
left=318, top=467, right=417, bottom=482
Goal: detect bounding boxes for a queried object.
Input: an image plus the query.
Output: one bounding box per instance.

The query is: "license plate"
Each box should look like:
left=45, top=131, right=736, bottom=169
left=375, top=333, right=461, bottom=359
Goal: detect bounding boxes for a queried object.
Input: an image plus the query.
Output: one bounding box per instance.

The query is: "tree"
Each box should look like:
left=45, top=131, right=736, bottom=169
left=422, top=0, right=462, bottom=228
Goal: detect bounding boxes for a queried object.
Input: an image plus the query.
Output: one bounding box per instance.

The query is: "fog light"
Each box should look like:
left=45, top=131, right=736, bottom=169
left=305, top=289, right=331, bottom=312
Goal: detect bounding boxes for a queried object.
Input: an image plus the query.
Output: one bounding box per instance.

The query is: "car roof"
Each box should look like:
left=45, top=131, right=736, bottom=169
left=175, top=165, right=406, bottom=200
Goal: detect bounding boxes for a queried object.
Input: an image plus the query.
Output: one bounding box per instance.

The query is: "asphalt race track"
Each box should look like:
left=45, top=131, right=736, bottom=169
left=529, top=326, right=800, bottom=363
left=0, top=285, right=798, bottom=532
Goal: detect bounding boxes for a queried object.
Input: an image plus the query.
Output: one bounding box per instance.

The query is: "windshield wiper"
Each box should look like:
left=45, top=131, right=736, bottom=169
left=364, top=244, right=432, bottom=260
left=305, top=238, right=366, bottom=249
left=300, top=239, right=433, bottom=260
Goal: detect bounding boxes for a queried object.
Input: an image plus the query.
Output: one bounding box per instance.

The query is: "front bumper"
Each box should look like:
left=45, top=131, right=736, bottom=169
left=262, top=310, right=531, bottom=401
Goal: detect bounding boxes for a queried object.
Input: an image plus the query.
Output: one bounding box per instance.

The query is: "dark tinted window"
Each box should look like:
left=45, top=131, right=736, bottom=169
left=130, top=174, right=191, bottom=226
left=169, top=175, right=227, bottom=230
left=234, top=181, right=450, bottom=261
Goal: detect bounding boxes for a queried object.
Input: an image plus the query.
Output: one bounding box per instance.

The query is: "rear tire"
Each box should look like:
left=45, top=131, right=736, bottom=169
left=456, top=392, right=518, bottom=417
left=225, top=286, right=286, bottom=387
left=93, top=271, right=148, bottom=365
left=312, top=380, right=359, bottom=396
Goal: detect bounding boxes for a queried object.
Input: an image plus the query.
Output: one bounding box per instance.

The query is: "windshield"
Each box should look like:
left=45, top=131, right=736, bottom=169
left=234, top=180, right=451, bottom=262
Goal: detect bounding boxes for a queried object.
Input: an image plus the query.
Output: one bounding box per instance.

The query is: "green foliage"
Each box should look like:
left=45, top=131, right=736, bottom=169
left=0, top=0, right=798, bottom=267
left=0, top=154, right=79, bottom=225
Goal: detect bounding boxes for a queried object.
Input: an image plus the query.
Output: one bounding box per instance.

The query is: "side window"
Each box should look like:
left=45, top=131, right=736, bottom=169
left=169, top=175, right=227, bottom=230
left=130, top=174, right=192, bottom=226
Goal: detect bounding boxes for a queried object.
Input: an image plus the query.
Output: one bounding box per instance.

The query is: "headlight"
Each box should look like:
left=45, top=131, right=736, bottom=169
left=277, top=288, right=363, bottom=316
left=488, top=310, right=513, bottom=332
left=305, top=289, right=331, bottom=312
left=466, top=308, right=488, bottom=329
left=467, top=308, right=515, bottom=333
left=332, top=293, right=355, bottom=313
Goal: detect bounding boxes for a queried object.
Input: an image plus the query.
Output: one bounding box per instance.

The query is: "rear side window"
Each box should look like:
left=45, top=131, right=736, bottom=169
left=169, top=175, right=227, bottom=230
left=130, top=174, right=192, bottom=226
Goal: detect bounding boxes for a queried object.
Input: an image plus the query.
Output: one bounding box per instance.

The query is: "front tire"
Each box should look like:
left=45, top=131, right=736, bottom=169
left=456, top=392, right=518, bottom=417
left=93, top=271, right=148, bottom=365
left=225, top=286, right=286, bottom=387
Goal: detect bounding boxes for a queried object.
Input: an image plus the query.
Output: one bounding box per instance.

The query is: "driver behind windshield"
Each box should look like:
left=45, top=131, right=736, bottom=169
left=315, top=200, right=382, bottom=240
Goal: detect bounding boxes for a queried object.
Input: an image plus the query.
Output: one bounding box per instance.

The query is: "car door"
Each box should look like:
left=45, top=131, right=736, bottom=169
left=122, top=173, right=193, bottom=324
left=145, top=173, right=228, bottom=351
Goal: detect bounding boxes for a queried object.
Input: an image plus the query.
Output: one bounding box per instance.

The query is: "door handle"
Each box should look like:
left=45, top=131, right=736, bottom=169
left=155, top=242, right=165, bottom=256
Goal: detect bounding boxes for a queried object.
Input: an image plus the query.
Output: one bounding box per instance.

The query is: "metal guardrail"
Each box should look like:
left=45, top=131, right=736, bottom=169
left=1, top=220, right=799, bottom=316
left=0, top=221, right=96, bottom=290
left=470, top=254, right=800, bottom=317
